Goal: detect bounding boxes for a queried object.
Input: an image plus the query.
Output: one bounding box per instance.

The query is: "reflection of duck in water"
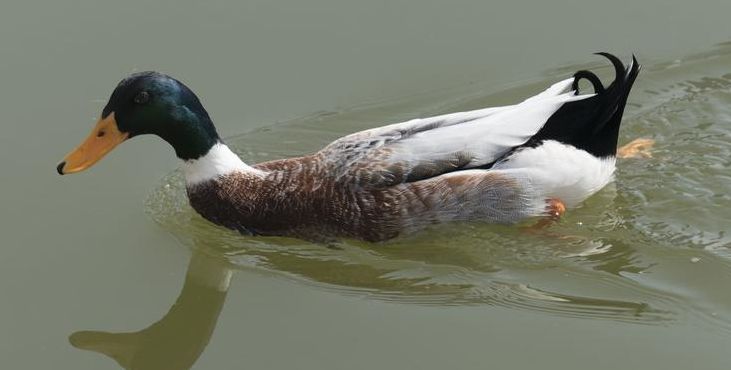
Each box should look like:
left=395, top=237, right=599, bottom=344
left=58, top=53, right=648, bottom=242
left=69, top=251, right=232, bottom=370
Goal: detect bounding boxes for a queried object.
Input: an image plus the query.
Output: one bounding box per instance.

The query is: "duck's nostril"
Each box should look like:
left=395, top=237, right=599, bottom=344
left=97, top=130, right=106, bottom=138
left=56, top=161, right=66, bottom=175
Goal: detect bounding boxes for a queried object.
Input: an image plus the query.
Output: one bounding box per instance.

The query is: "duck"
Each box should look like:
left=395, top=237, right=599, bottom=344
left=57, top=52, right=640, bottom=242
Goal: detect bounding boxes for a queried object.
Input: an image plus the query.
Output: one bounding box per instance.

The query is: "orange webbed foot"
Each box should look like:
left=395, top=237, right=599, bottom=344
left=546, top=198, right=566, bottom=220
left=521, top=198, right=567, bottom=233
left=617, top=138, right=655, bottom=159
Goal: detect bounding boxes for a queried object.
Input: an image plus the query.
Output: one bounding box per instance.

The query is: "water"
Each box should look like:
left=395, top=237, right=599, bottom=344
left=2, top=1, right=731, bottom=369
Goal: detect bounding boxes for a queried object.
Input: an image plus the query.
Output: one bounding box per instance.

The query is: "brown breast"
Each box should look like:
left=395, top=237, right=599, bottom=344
left=186, top=156, right=405, bottom=242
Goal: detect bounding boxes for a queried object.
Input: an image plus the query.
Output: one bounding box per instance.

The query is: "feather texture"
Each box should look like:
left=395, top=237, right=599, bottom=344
left=493, top=140, right=617, bottom=208
left=320, top=79, right=593, bottom=188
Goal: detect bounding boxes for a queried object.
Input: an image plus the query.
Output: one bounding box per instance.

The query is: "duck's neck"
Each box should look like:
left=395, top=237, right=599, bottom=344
left=183, top=142, right=264, bottom=186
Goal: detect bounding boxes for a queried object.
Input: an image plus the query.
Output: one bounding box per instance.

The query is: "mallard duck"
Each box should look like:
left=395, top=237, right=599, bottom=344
left=57, top=53, right=639, bottom=242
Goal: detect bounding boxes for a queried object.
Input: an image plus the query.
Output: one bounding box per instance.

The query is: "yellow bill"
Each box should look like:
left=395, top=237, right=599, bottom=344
left=57, top=113, right=128, bottom=175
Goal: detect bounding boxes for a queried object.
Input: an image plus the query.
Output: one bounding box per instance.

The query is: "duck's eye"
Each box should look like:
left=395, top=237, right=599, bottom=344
left=134, top=91, right=150, bottom=105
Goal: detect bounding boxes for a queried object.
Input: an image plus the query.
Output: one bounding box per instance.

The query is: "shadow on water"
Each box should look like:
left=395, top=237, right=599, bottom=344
left=69, top=249, right=232, bottom=370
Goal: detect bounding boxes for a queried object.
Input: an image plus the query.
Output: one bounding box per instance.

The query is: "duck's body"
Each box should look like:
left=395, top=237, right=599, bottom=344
left=58, top=53, right=639, bottom=242
left=187, top=145, right=613, bottom=242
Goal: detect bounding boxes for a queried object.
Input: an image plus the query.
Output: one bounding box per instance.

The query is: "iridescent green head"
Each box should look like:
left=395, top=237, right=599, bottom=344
left=58, top=72, right=220, bottom=175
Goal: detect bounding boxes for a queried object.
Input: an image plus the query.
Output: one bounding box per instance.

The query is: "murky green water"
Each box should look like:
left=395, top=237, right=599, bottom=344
left=3, top=1, right=731, bottom=369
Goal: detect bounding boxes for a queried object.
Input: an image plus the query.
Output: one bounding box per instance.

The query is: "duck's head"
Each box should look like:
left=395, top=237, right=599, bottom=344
left=57, top=72, right=220, bottom=175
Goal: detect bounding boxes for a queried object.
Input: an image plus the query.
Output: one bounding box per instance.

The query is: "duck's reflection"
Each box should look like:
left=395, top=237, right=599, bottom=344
left=69, top=250, right=232, bottom=370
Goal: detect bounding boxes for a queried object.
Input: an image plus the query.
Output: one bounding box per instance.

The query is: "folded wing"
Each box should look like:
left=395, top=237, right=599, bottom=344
left=320, top=78, right=593, bottom=188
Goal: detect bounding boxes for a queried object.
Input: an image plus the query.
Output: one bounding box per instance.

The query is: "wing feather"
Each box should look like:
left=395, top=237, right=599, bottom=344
left=319, top=78, right=593, bottom=188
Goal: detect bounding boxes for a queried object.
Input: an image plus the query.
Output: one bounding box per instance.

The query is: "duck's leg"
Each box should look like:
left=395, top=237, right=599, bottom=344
left=521, top=198, right=567, bottom=233
left=617, top=138, right=655, bottom=158
left=545, top=198, right=566, bottom=219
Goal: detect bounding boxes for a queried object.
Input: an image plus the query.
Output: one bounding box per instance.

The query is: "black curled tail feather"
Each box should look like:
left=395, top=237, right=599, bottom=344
left=590, top=52, right=640, bottom=136
left=572, top=70, right=605, bottom=94
left=521, top=52, right=641, bottom=158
